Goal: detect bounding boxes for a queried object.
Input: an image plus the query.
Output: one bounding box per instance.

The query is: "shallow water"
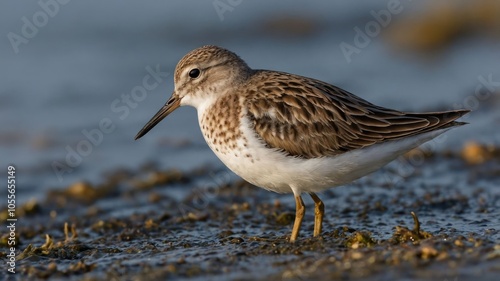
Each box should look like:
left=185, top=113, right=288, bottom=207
left=1, top=0, right=499, bottom=280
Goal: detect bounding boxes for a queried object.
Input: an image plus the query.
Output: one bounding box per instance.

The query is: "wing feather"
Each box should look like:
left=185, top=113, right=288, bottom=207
left=245, top=71, right=469, bottom=158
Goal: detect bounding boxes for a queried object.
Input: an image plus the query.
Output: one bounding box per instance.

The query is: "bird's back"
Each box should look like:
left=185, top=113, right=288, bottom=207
left=243, top=70, right=470, bottom=159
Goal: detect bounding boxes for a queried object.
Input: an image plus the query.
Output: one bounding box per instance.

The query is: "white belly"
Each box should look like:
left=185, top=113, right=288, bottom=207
left=198, top=105, right=449, bottom=196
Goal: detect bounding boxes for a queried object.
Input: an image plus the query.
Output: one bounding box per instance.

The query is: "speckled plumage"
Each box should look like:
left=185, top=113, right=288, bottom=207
left=243, top=70, right=467, bottom=158
left=136, top=45, right=470, bottom=242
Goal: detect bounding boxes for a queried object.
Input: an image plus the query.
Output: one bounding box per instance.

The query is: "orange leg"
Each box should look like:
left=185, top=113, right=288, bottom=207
left=309, top=192, right=324, bottom=237
left=290, top=195, right=305, bottom=242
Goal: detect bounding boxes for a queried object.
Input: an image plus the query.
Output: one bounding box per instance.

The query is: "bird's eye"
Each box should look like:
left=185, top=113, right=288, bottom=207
left=188, top=68, right=200, bottom=78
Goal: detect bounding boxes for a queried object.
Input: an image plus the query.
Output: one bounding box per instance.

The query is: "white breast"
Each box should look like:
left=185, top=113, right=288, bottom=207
left=196, top=98, right=450, bottom=196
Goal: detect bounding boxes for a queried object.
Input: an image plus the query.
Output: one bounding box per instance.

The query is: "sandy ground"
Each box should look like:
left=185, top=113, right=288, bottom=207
left=1, top=145, right=499, bottom=281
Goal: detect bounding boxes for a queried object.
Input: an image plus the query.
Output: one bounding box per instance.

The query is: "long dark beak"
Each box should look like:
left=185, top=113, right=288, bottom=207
left=135, top=94, right=181, bottom=140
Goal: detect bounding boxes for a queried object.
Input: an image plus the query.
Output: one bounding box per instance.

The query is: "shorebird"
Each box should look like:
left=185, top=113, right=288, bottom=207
left=135, top=45, right=469, bottom=242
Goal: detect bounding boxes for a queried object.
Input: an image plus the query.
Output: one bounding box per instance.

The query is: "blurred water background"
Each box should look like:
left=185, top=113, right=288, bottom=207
left=1, top=0, right=499, bottom=204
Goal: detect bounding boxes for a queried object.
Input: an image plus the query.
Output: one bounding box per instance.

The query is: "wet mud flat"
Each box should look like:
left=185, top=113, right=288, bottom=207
left=1, top=145, right=499, bottom=281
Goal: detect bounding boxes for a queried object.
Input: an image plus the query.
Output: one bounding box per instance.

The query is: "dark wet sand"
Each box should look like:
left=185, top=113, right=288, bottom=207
left=1, top=147, right=499, bottom=281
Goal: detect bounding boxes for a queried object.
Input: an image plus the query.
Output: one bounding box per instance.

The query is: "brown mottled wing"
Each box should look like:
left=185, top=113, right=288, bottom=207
left=245, top=71, right=469, bottom=158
